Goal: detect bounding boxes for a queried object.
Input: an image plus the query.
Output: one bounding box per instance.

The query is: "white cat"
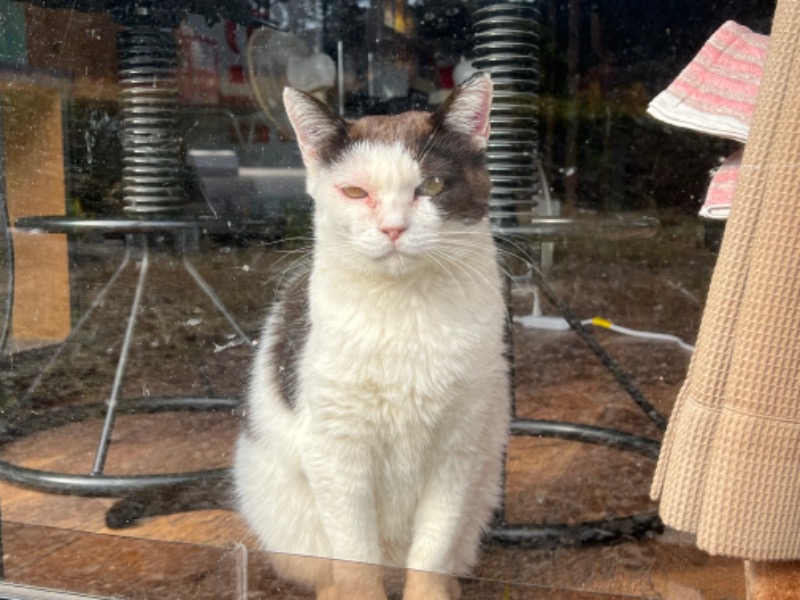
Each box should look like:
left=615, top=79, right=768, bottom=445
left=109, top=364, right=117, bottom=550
left=234, top=73, right=509, bottom=600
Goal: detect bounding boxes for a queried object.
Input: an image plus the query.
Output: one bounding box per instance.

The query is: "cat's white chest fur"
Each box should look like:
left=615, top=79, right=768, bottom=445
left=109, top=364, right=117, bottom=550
left=304, top=244, right=503, bottom=419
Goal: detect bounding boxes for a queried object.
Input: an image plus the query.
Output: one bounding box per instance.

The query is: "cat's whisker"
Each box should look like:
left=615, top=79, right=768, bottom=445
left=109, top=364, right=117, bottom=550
left=442, top=230, right=534, bottom=262
left=268, top=254, right=314, bottom=298
left=267, top=244, right=312, bottom=268
left=400, top=230, right=525, bottom=289
left=268, top=237, right=364, bottom=290
left=265, top=257, right=309, bottom=290
left=424, top=251, right=468, bottom=300
left=437, top=237, right=541, bottom=279
left=269, top=248, right=312, bottom=271
left=429, top=249, right=511, bottom=318
left=436, top=227, right=538, bottom=261
left=440, top=242, right=518, bottom=265
left=492, top=235, right=541, bottom=264
left=443, top=256, right=518, bottom=287
left=276, top=234, right=317, bottom=245
left=427, top=241, right=518, bottom=282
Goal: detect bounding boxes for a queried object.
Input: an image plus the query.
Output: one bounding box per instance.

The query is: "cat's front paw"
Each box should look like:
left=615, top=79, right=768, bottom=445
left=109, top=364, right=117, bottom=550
left=320, top=562, right=387, bottom=600
left=317, top=585, right=387, bottom=600
left=402, top=571, right=461, bottom=600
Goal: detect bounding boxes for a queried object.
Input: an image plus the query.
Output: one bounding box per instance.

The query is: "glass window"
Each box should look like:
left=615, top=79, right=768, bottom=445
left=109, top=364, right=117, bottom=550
left=0, top=1, right=788, bottom=598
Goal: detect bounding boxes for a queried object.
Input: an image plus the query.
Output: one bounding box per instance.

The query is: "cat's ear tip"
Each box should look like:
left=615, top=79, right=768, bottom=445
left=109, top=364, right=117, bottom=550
left=456, top=72, right=493, bottom=102
left=283, top=86, right=301, bottom=101
left=464, top=71, right=492, bottom=88
left=283, top=87, right=312, bottom=115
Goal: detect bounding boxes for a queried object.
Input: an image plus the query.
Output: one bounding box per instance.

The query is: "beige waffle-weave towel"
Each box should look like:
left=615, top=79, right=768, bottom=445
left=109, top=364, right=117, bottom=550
left=651, top=0, right=800, bottom=561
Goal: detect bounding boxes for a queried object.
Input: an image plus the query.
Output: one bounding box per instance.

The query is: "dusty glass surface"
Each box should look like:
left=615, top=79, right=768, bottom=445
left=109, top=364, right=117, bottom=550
left=0, top=0, right=778, bottom=598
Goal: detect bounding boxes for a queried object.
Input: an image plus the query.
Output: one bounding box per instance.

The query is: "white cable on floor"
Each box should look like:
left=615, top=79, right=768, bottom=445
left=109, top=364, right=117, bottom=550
left=513, top=270, right=695, bottom=352
left=514, top=312, right=695, bottom=352
left=583, top=317, right=695, bottom=352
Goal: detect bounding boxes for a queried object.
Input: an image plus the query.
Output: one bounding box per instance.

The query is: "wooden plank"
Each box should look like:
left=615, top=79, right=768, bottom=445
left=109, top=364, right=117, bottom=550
left=0, top=76, right=71, bottom=350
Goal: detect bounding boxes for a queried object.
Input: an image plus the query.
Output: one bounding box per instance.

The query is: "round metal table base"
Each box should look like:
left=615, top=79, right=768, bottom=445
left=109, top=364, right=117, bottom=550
left=490, top=418, right=663, bottom=547
left=1, top=217, right=259, bottom=528
left=1, top=214, right=667, bottom=543
left=490, top=217, right=666, bottom=548
left=0, top=397, right=238, bottom=497
left=491, top=513, right=664, bottom=547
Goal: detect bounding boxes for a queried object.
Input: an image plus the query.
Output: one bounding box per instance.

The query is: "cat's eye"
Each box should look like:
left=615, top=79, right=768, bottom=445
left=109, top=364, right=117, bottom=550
left=340, top=186, right=369, bottom=199
left=416, top=177, right=445, bottom=197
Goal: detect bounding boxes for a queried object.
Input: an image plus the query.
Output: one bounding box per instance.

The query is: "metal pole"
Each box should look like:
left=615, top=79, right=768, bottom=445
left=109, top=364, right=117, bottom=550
left=92, top=237, right=150, bottom=475
left=14, top=244, right=132, bottom=413
left=182, top=256, right=254, bottom=347
left=337, top=40, right=345, bottom=116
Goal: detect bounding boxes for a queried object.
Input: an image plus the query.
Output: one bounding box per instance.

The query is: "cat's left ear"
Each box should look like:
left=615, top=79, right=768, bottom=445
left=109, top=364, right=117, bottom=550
left=284, top=87, right=348, bottom=168
left=433, top=73, right=493, bottom=148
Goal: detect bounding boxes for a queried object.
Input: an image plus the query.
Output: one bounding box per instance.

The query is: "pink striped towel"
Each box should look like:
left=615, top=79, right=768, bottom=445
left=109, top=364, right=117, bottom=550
left=648, top=21, right=768, bottom=142
left=700, top=149, right=742, bottom=220
left=648, top=21, right=768, bottom=220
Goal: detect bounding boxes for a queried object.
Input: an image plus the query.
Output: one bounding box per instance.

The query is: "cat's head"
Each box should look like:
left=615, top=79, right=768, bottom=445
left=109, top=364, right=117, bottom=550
left=284, top=73, right=493, bottom=277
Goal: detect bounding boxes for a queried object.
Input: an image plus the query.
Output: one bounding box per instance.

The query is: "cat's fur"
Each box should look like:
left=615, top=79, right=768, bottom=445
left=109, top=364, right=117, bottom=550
left=234, top=74, right=509, bottom=600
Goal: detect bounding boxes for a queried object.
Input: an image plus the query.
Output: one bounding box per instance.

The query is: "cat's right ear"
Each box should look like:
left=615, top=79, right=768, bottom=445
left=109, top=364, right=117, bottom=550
left=283, top=88, right=347, bottom=168
left=431, top=73, right=493, bottom=149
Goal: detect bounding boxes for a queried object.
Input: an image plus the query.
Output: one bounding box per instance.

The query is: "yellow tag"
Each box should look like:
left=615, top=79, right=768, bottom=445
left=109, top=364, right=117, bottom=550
left=591, top=317, right=614, bottom=329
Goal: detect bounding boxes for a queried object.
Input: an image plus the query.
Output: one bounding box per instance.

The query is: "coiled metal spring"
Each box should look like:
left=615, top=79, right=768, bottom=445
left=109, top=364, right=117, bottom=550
left=472, top=0, right=540, bottom=228
left=117, top=22, right=184, bottom=215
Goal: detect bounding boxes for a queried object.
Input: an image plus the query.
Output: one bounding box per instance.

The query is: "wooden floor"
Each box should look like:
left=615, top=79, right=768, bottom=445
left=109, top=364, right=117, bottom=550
left=0, top=232, right=754, bottom=598
left=0, top=402, right=747, bottom=599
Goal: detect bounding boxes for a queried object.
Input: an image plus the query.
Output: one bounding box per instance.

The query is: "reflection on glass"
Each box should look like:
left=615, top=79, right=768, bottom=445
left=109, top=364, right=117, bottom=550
left=0, top=0, right=782, bottom=598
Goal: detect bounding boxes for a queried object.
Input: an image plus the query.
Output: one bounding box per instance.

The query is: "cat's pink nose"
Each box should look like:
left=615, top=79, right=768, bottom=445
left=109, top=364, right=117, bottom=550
left=381, top=226, right=407, bottom=242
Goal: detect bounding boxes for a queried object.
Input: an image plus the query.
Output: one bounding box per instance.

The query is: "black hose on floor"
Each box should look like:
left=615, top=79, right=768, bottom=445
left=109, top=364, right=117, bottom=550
left=527, top=264, right=668, bottom=431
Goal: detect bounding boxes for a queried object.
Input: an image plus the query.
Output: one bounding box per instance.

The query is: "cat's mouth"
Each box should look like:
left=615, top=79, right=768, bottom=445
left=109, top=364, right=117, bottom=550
left=378, top=246, right=408, bottom=261
left=355, top=232, right=427, bottom=269
left=371, top=245, right=421, bottom=273
left=378, top=241, right=422, bottom=260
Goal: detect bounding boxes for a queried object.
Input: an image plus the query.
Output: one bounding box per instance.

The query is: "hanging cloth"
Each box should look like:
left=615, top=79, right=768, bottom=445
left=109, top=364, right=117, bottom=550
left=651, top=0, right=800, bottom=560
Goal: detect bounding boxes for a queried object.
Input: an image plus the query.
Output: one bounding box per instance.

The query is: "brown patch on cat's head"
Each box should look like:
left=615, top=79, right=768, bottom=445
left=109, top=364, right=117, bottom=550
left=346, top=112, right=434, bottom=151
left=416, top=126, right=491, bottom=223
left=284, top=74, right=493, bottom=223
left=344, top=110, right=491, bottom=223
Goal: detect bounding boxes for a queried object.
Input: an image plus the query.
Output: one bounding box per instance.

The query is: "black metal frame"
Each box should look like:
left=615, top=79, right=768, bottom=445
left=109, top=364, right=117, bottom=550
left=0, top=106, right=14, bottom=355
left=0, top=0, right=282, bottom=523
left=0, top=397, right=237, bottom=497
left=0, top=0, right=668, bottom=547
left=491, top=418, right=663, bottom=546
left=0, top=214, right=664, bottom=546
left=0, top=496, right=4, bottom=579
left=0, top=217, right=258, bottom=502
left=490, top=225, right=665, bottom=547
